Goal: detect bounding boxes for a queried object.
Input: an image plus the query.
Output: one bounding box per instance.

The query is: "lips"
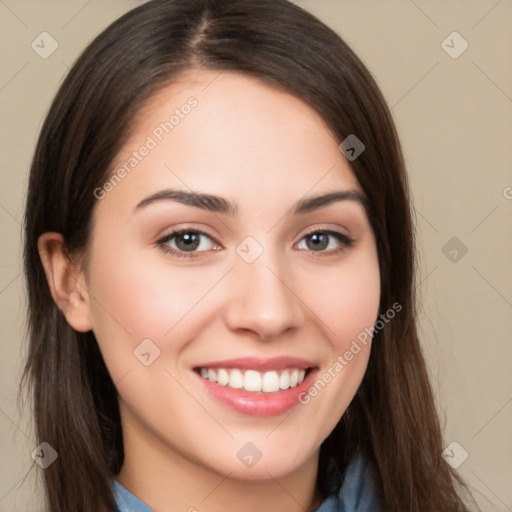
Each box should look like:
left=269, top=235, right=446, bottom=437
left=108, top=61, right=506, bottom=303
left=192, top=356, right=318, bottom=416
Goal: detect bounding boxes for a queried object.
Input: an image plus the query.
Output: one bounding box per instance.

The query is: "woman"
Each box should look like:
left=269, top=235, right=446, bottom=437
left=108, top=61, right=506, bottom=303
left=21, top=0, right=476, bottom=511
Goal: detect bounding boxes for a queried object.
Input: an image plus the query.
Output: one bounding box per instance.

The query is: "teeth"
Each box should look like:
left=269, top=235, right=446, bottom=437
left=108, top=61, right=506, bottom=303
left=197, top=367, right=308, bottom=393
left=262, top=371, right=279, bottom=393
left=289, top=369, right=299, bottom=387
left=229, top=369, right=244, bottom=389
left=279, top=370, right=290, bottom=390
left=217, top=369, right=229, bottom=386
left=244, top=370, right=262, bottom=392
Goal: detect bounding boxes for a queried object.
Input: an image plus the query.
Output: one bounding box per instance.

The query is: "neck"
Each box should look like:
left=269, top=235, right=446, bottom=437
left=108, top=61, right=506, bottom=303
left=116, top=408, right=324, bottom=512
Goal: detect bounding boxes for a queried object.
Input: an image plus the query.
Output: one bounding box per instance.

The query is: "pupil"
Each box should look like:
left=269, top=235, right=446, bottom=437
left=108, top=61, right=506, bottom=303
left=308, top=233, right=328, bottom=251
left=177, top=233, right=200, bottom=251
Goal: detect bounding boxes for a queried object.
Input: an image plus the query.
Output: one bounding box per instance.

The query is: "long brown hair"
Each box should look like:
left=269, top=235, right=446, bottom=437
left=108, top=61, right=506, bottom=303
left=21, top=0, right=476, bottom=510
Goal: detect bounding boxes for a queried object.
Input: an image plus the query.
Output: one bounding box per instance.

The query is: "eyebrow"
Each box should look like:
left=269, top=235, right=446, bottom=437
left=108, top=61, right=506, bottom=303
left=134, top=188, right=368, bottom=216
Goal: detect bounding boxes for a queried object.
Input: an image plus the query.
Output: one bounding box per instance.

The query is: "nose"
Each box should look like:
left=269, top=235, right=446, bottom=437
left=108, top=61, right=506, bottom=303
left=223, top=250, right=305, bottom=341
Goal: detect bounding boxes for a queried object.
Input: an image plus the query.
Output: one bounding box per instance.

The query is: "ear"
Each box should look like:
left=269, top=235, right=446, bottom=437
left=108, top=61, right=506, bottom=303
left=37, top=232, right=93, bottom=332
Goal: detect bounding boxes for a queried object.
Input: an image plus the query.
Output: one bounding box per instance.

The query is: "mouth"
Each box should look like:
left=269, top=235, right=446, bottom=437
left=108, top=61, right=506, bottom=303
left=192, top=356, right=319, bottom=416
left=194, top=366, right=311, bottom=393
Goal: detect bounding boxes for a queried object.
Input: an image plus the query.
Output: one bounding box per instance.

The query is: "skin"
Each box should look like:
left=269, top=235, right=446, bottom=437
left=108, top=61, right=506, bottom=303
left=39, top=69, right=381, bottom=512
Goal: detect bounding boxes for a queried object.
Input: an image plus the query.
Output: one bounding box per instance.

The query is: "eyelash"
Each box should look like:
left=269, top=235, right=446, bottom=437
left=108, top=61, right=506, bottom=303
left=156, top=227, right=356, bottom=259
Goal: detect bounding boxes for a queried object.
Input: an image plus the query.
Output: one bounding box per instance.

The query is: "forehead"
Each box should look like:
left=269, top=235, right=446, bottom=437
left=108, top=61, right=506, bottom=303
left=101, top=68, right=362, bottom=214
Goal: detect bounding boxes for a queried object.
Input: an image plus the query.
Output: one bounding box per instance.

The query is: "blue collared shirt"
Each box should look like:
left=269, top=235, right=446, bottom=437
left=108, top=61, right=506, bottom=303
left=112, top=452, right=380, bottom=511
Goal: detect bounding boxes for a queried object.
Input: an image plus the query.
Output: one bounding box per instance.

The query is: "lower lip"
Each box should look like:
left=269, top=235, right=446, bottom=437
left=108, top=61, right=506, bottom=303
left=193, top=369, right=318, bottom=417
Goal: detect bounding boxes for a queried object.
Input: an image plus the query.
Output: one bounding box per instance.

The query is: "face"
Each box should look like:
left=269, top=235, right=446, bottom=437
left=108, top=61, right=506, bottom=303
left=83, top=69, right=380, bottom=481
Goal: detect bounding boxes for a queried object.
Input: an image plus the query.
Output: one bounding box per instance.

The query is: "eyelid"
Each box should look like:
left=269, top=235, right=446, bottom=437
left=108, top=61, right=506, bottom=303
left=155, top=224, right=219, bottom=244
left=300, top=224, right=350, bottom=238
left=299, top=223, right=355, bottom=242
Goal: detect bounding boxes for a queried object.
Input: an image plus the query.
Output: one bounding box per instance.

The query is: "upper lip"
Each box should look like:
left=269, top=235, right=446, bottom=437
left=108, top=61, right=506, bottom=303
left=194, top=356, right=318, bottom=372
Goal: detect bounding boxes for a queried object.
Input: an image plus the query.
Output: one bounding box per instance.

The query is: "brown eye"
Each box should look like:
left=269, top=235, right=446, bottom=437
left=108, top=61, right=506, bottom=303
left=304, top=232, right=329, bottom=251
left=157, top=229, right=218, bottom=258
left=174, top=232, right=201, bottom=251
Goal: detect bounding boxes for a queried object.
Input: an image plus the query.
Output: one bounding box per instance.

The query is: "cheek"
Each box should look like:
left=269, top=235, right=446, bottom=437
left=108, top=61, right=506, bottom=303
left=298, top=252, right=381, bottom=350
left=89, top=239, right=215, bottom=324
left=308, top=251, right=380, bottom=406
left=291, top=247, right=380, bottom=426
left=85, top=241, right=223, bottom=377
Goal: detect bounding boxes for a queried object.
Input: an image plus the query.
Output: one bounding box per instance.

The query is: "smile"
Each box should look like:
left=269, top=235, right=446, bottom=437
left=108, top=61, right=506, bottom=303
left=196, top=367, right=307, bottom=393
left=192, top=356, right=318, bottom=416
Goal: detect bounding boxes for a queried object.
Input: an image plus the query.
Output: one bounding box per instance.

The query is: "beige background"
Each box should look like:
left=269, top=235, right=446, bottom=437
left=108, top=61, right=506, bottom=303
left=1, top=1, right=511, bottom=510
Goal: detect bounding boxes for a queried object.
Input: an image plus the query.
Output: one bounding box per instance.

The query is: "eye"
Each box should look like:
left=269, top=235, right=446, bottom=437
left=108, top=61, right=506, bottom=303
left=156, top=229, right=219, bottom=258
left=296, top=229, right=355, bottom=254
